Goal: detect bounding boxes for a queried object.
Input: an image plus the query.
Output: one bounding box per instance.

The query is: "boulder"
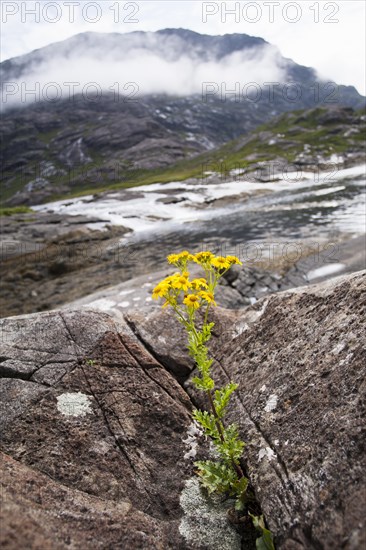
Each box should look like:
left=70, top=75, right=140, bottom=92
left=0, top=310, right=203, bottom=549
left=216, top=271, right=366, bottom=549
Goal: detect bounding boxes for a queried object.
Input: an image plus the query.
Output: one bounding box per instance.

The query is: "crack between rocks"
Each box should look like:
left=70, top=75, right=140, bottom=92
left=123, top=314, right=290, bottom=488
left=122, top=315, right=164, bottom=368
left=212, top=353, right=295, bottom=520
left=121, top=313, right=286, bottom=536
left=120, top=311, right=300, bottom=531
left=121, top=312, right=286, bottom=515
left=121, top=317, right=192, bottom=412
left=0, top=354, right=76, bottom=383
left=0, top=368, right=38, bottom=381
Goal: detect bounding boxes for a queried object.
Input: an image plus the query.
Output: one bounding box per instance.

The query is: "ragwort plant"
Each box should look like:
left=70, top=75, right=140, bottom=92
left=152, top=251, right=275, bottom=549
left=152, top=250, right=248, bottom=510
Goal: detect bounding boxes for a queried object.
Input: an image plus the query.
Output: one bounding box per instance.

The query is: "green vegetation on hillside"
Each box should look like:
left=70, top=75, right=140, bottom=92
left=2, top=106, right=365, bottom=205
left=0, top=206, right=34, bottom=217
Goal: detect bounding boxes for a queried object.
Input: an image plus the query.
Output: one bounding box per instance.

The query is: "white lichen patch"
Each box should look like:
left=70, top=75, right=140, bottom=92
left=331, top=341, right=346, bottom=354
left=87, top=298, right=116, bottom=311
left=90, top=439, right=114, bottom=455
left=264, top=394, right=278, bottom=412
left=57, top=392, right=93, bottom=417
left=118, top=289, right=134, bottom=296
left=258, top=447, right=277, bottom=462
left=182, top=422, right=202, bottom=460
left=232, top=321, right=248, bottom=336
left=179, top=477, right=241, bottom=550
left=340, top=352, right=353, bottom=366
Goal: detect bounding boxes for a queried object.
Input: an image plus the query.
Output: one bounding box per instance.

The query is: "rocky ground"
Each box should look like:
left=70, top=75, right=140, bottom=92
left=1, top=203, right=364, bottom=319
left=1, top=271, right=365, bottom=549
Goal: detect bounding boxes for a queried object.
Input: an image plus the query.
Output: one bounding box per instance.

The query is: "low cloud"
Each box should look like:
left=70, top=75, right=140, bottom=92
left=1, top=39, right=288, bottom=107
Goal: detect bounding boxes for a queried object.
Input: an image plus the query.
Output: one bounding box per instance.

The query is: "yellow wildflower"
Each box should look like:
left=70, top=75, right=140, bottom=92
left=190, top=278, right=208, bottom=290
left=167, top=253, right=179, bottom=264
left=160, top=272, right=181, bottom=286
left=183, top=294, right=200, bottom=309
left=211, top=256, right=230, bottom=270
left=199, top=291, right=217, bottom=305
left=171, top=275, right=191, bottom=291
left=177, top=250, right=195, bottom=260
left=226, top=255, right=242, bottom=266
left=152, top=282, right=170, bottom=299
left=194, top=251, right=214, bottom=264
left=167, top=251, right=195, bottom=265
left=162, top=297, right=177, bottom=309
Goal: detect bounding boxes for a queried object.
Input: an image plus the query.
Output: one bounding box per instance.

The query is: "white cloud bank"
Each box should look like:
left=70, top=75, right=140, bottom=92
left=0, top=1, right=365, bottom=95
left=1, top=43, right=287, bottom=106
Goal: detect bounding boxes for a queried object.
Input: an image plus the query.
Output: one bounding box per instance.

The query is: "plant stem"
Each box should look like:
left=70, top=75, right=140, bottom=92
left=207, top=389, right=244, bottom=480
left=189, top=300, right=245, bottom=481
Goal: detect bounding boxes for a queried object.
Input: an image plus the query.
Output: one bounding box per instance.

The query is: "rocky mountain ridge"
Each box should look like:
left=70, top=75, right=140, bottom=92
left=2, top=104, right=365, bottom=206
left=1, top=29, right=365, bottom=206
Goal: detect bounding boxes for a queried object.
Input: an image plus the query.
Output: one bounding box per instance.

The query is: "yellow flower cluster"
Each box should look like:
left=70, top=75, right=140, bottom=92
left=167, top=250, right=241, bottom=269
left=152, top=251, right=242, bottom=311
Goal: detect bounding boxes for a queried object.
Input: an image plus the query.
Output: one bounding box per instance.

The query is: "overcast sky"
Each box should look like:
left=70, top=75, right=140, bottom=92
left=1, top=0, right=365, bottom=94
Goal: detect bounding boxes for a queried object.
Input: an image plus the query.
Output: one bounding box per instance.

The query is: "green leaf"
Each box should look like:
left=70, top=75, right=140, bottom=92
left=194, top=460, right=238, bottom=495
left=256, top=531, right=275, bottom=550
left=202, top=322, right=215, bottom=343
left=214, top=423, right=245, bottom=462
left=234, top=476, right=249, bottom=510
left=250, top=515, right=275, bottom=550
left=214, top=382, right=238, bottom=418
left=192, top=409, right=218, bottom=438
left=191, top=375, right=215, bottom=391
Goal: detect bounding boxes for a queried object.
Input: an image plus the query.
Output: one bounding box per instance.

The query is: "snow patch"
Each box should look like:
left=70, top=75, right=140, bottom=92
left=307, top=263, right=345, bottom=281
left=119, top=289, right=135, bottom=296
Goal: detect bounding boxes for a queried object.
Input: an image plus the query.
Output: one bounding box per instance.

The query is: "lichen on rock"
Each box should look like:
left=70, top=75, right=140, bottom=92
left=179, top=477, right=241, bottom=550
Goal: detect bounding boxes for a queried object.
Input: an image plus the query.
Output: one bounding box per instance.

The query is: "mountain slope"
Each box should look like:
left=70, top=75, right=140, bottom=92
left=3, top=105, right=365, bottom=206
left=1, top=29, right=365, bottom=205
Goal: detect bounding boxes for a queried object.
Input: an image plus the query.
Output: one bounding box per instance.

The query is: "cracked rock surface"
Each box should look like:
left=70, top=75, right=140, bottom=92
left=128, top=271, right=366, bottom=549
left=1, top=271, right=365, bottom=549
left=0, top=310, right=201, bottom=549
